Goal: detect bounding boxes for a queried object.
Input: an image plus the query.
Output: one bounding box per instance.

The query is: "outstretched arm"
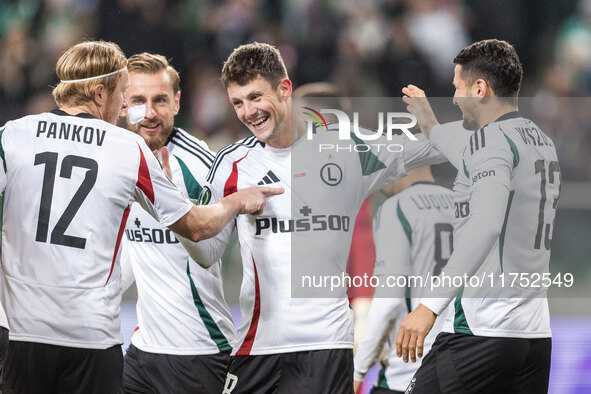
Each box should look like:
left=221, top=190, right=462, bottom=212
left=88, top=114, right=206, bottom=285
left=168, top=186, right=283, bottom=243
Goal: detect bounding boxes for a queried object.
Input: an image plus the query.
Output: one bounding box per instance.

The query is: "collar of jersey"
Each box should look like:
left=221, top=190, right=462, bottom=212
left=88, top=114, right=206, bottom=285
left=51, top=109, right=96, bottom=119
left=495, top=111, right=521, bottom=122
left=410, top=181, right=436, bottom=188
left=164, top=127, right=179, bottom=146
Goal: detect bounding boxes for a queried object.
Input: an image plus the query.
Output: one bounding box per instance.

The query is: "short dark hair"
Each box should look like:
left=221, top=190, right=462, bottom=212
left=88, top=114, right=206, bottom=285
left=453, top=39, right=522, bottom=103
left=221, top=42, right=288, bottom=88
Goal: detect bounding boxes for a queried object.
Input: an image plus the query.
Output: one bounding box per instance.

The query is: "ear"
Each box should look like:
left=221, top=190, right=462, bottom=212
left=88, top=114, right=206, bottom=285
left=278, top=78, right=292, bottom=100
left=473, top=78, right=491, bottom=99
left=94, top=84, right=106, bottom=106
left=173, top=90, right=181, bottom=116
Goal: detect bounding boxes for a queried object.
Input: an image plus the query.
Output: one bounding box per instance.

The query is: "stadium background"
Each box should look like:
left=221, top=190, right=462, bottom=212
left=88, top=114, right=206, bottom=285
left=0, top=0, right=590, bottom=392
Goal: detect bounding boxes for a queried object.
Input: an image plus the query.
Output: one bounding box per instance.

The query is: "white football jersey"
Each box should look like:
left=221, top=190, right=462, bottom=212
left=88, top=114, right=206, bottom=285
left=0, top=110, right=193, bottom=349
left=121, top=128, right=234, bottom=355
left=201, top=130, right=444, bottom=356
left=430, top=112, right=560, bottom=338
left=354, top=183, right=454, bottom=391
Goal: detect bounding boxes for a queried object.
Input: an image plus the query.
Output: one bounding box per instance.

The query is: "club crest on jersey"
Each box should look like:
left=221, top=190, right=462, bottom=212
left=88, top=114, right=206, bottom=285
left=320, top=163, right=342, bottom=186
left=198, top=186, right=212, bottom=205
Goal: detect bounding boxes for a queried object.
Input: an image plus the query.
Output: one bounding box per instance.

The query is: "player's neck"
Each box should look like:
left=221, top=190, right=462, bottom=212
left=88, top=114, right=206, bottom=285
left=60, top=104, right=101, bottom=120
left=477, top=102, right=518, bottom=129
left=267, top=106, right=302, bottom=149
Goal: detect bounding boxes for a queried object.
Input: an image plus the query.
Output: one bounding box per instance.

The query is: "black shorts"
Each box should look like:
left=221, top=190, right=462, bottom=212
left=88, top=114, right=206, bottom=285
left=406, top=333, right=552, bottom=394
left=0, top=327, right=8, bottom=377
left=222, top=348, right=353, bottom=394
left=2, top=340, right=123, bottom=394
left=123, top=343, right=230, bottom=394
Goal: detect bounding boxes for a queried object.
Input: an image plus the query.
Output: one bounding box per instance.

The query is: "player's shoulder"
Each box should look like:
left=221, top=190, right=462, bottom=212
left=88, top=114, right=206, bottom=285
left=375, top=193, right=404, bottom=227
left=3, top=111, right=61, bottom=132
left=167, top=127, right=215, bottom=167
left=3, top=110, right=138, bottom=142
left=467, top=113, right=534, bottom=155
left=206, top=135, right=263, bottom=183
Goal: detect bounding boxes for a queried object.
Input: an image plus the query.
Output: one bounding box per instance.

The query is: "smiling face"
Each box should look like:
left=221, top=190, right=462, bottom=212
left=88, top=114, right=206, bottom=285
left=227, top=74, right=292, bottom=148
left=125, top=70, right=180, bottom=150
left=452, top=65, right=480, bottom=131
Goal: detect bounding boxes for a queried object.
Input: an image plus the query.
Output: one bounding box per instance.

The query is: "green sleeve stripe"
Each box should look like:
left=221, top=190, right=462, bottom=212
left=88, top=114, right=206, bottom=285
left=405, top=284, right=412, bottom=314
left=462, top=159, right=469, bottom=178
left=499, top=190, right=515, bottom=272
left=396, top=201, right=412, bottom=244
left=186, top=261, right=232, bottom=352
left=175, top=155, right=202, bottom=200
left=350, top=132, right=387, bottom=176
left=0, top=127, right=6, bottom=173
left=503, top=133, right=520, bottom=168
left=453, top=289, right=473, bottom=335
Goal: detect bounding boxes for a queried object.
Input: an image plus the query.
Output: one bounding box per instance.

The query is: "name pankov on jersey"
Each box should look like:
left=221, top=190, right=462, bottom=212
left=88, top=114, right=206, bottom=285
left=0, top=111, right=193, bottom=349
left=437, top=112, right=560, bottom=338
left=201, top=128, right=444, bottom=356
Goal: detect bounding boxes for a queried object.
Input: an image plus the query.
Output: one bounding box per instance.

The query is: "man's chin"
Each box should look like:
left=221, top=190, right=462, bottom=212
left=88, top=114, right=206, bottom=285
left=462, top=119, right=479, bottom=131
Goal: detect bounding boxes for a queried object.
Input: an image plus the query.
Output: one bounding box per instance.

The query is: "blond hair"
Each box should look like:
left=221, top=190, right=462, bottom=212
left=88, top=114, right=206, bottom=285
left=127, top=52, right=181, bottom=94
left=52, top=41, right=127, bottom=108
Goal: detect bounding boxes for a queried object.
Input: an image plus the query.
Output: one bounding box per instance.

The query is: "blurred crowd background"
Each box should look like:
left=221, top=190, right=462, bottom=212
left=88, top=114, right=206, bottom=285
left=1, top=0, right=590, bottom=300
left=1, top=1, right=590, bottom=391
left=1, top=0, right=591, bottom=168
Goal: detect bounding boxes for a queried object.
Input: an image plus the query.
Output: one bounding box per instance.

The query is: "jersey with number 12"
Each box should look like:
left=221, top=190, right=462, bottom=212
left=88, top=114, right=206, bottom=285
left=0, top=110, right=192, bottom=349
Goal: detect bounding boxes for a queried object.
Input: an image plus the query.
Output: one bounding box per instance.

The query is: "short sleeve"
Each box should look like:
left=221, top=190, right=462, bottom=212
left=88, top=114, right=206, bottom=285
left=133, top=141, right=193, bottom=227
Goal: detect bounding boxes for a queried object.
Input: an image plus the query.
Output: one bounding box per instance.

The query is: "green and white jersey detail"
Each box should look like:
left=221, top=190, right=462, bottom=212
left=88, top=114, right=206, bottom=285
left=430, top=113, right=560, bottom=338
left=121, top=128, right=234, bottom=355
left=201, top=129, right=445, bottom=356
left=0, top=111, right=193, bottom=349
left=354, top=183, right=454, bottom=391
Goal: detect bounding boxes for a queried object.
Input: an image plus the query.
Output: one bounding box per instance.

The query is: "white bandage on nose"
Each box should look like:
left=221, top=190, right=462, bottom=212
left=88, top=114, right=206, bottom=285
left=128, top=104, right=147, bottom=125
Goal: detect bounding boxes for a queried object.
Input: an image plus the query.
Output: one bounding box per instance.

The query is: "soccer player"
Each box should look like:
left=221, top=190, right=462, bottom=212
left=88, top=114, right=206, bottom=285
left=119, top=53, right=235, bottom=393
left=0, top=41, right=279, bottom=394
left=177, top=42, right=446, bottom=393
left=397, top=39, right=560, bottom=393
left=353, top=166, right=454, bottom=394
